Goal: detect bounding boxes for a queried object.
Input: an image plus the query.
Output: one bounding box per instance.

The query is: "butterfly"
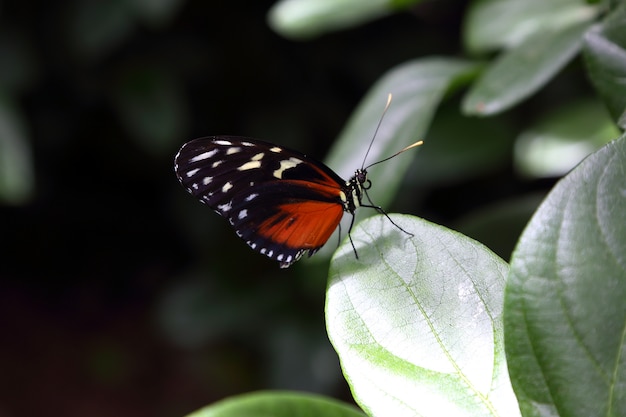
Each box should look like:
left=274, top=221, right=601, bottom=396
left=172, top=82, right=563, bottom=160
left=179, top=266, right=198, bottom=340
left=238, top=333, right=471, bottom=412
left=174, top=95, right=422, bottom=268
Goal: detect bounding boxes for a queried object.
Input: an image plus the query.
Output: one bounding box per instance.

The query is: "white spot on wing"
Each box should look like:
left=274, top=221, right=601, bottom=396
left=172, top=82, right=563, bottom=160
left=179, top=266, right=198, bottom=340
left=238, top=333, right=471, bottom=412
left=245, top=193, right=258, bottom=201
left=273, top=157, right=303, bottom=179
left=217, top=201, right=232, bottom=212
left=212, top=160, right=223, bottom=168
left=238, top=209, right=247, bottom=220
left=190, top=149, right=218, bottom=162
left=186, top=168, right=200, bottom=177
left=237, top=160, right=261, bottom=171
left=202, top=176, right=213, bottom=185
left=270, top=147, right=282, bottom=153
left=222, top=182, right=233, bottom=193
left=214, top=140, right=232, bottom=146
left=226, top=147, right=241, bottom=155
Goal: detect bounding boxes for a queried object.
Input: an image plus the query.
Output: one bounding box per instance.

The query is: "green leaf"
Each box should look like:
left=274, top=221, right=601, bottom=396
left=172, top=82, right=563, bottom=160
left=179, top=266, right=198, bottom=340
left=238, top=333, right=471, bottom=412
left=505, top=135, right=626, bottom=416
left=582, top=5, right=626, bottom=128
left=463, top=20, right=592, bottom=116
left=0, top=96, right=34, bottom=204
left=267, top=0, right=416, bottom=40
left=326, top=215, right=520, bottom=417
left=514, top=98, right=620, bottom=178
left=463, top=0, right=599, bottom=54
left=185, top=391, right=366, bottom=417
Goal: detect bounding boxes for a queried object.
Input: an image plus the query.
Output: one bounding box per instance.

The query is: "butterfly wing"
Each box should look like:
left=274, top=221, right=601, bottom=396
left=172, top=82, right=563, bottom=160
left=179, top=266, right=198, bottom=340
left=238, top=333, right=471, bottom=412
left=174, top=136, right=347, bottom=267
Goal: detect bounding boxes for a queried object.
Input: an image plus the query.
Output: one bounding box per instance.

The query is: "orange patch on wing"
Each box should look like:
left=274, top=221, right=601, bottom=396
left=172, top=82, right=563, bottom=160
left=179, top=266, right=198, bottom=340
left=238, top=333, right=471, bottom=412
left=256, top=201, right=344, bottom=249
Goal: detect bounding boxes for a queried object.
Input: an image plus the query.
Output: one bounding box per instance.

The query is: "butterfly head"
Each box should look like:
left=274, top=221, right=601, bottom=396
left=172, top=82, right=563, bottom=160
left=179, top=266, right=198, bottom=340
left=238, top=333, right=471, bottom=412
left=341, top=168, right=370, bottom=214
left=355, top=168, right=372, bottom=190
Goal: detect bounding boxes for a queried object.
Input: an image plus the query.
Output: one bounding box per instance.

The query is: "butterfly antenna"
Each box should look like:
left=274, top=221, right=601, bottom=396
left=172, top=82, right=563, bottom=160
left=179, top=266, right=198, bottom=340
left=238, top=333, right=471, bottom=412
left=364, top=140, right=424, bottom=171
left=361, top=93, right=394, bottom=170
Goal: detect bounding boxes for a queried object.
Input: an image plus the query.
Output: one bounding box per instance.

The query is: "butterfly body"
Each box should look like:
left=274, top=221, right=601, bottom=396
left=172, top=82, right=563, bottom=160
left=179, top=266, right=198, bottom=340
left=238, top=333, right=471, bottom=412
left=175, top=136, right=370, bottom=268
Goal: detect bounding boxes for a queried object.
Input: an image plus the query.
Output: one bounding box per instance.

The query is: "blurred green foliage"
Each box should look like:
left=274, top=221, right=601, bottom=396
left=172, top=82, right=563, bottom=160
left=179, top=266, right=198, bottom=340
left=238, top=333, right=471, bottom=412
left=1, top=0, right=625, bottom=416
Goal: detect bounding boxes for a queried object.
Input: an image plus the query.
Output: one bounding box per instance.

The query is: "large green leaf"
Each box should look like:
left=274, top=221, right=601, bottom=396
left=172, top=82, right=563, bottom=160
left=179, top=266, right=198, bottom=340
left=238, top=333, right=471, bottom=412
left=463, top=20, right=592, bottom=116
left=582, top=5, right=626, bottom=128
left=505, top=135, right=626, bottom=417
left=464, top=0, right=597, bottom=53
left=326, top=215, right=520, bottom=417
left=185, top=391, right=366, bottom=417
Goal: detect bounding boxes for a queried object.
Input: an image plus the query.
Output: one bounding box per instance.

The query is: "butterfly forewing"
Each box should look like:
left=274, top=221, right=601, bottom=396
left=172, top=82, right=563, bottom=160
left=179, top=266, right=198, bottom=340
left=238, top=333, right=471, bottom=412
left=174, top=136, right=349, bottom=267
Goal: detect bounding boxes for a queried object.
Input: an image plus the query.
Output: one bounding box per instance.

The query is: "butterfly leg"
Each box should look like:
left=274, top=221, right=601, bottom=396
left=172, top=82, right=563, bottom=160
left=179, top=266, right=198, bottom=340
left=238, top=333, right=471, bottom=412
left=361, top=189, right=414, bottom=237
left=346, top=213, right=359, bottom=259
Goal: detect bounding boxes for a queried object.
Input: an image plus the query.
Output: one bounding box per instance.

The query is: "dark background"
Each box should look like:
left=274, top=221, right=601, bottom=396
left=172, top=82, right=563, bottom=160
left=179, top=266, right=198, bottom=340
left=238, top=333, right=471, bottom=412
left=0, top=1, right=555, bottom=416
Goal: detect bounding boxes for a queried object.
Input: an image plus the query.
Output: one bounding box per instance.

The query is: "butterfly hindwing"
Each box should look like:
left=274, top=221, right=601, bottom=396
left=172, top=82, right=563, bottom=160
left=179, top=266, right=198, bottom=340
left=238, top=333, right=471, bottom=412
left=174, top=136, right=348, bottom=267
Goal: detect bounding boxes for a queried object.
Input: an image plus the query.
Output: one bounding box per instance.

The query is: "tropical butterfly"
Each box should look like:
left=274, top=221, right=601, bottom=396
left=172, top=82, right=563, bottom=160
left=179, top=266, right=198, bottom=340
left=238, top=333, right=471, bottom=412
left=174, top=94, right=422, bottom=268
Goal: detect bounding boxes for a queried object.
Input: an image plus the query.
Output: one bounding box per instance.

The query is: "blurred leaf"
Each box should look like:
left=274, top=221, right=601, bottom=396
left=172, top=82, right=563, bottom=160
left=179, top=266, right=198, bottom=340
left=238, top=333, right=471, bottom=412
left=327, top=214, right=519, bottom=417
left=0, top=96, right=34, bottom=204
left=0, top=30, right=39, bottom=93
left=464, top=0, right=599, bottom=53
left=69, top=0, right=134, bottom=60
left=267, top=0, right=417, bottom=40
left=455, top=193, right=545, bottom=261
left=309, top=58, right=479, bottom=264
left=112, top=68, right=188, bottom=155
left=514, top=98, right=619, bottom=178
left=186, top=391, right=366, bottom=417
left=505, top=135, right=626, bottom=416
left=130, top=0, right=183, bottom=26
left=463, top=20, right=592, bottom=116
left=408, top=103, right=514, bottom=187
left=582, top=5, right=626, bottom=128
